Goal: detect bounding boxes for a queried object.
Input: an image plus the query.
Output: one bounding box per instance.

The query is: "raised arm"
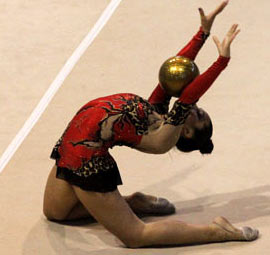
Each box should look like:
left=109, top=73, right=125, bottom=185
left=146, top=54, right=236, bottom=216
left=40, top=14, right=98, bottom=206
left=148, top=85, right=171, bottom=115
left=148, top=25, right=208, bottom=115
left=177, top=27, right=209, bottom=60
left=177, top=23, right=239, bottom=105
left=165, top=23, right=240, bottom=126
left=137, top=23, right=240, bottom=154
left=148, top=1, right=229, bottom=114
left=178, top=0, right=229, bottom=60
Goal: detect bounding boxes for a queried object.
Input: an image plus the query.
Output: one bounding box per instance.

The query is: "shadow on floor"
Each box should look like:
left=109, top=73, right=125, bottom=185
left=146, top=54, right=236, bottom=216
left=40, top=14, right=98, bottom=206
left=166, top=185, right=270, bottom=225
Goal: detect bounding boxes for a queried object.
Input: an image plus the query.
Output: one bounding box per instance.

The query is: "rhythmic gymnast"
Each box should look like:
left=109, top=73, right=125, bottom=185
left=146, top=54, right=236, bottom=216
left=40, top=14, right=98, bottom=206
left=43, top=1, right=259, bottom=248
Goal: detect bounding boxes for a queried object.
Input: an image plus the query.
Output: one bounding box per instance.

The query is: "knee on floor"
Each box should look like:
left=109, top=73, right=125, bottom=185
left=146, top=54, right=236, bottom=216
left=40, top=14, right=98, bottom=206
left=43, top=207, right=68, bottom=221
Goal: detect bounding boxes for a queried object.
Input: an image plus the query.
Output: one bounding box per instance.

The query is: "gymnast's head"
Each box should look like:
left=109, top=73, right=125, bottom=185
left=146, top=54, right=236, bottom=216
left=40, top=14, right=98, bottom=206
left=176, top=105, right=214, bottom=154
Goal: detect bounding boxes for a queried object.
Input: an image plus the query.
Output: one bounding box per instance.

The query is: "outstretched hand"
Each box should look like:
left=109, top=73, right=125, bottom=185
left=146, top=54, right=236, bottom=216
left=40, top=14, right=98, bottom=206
left=199, top=0, right=229, bottom=34
left=213, top=24, right=240, bottom=57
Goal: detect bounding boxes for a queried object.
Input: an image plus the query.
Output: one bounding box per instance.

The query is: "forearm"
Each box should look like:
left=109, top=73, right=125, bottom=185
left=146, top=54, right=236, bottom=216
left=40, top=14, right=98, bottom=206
left=148, top=84, right=171, bottom=115
left=147, top=27, right=209, bottom=114
left=160, top=56, right=229, bottom=130
left=179, top=56, right=230, bottom=104
left=177, top=27, right=209, bottom=60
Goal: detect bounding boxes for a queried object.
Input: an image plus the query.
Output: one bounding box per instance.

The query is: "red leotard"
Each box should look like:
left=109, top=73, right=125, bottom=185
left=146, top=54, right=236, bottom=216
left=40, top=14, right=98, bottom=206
left=51, top=94, right=155, bottom=192
left=51, top=27, right=229, bottom=192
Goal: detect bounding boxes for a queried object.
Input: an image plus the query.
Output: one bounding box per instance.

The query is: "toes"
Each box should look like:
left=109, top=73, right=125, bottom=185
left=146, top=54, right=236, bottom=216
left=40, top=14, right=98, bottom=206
left=153, top=198, right=176, bottom=215
left=213, top=216, right=259, bottom=242
left=240, top=227, right=259, bottom=241
left=132, top=192, right=157, bottom=203
left=130, top=193, right=176, bottom=215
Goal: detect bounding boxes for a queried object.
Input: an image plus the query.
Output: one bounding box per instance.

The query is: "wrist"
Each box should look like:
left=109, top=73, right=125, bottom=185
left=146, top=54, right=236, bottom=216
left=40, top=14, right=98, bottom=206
left=200, top=26, right=210, bottom=35
left=217, top=55, right=230, bottom=65
left=203, top=29, right=210, bottom=35
left=220, top=52, right=230, bottom=58
left=199, top=26, right=210, bottom=41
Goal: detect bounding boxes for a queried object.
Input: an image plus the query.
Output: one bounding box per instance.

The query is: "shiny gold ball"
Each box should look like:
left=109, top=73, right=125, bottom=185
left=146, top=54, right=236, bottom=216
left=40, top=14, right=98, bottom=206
left=159, top=56, right=199, bottom=97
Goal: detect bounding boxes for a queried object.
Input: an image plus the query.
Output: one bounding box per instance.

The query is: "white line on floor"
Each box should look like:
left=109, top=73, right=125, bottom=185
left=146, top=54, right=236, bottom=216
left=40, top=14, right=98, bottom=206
left=0, top=0, right=122, bottom=174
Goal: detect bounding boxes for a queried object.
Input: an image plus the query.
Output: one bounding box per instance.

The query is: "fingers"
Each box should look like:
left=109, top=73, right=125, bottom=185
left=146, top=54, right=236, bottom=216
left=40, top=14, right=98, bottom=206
left=212, top=24, right=240, bottom=57
left=212, top=24, right=240, bottom=47
left=212, top=0, right=229, bottom=16
left=228, top=24, right=238, bottom=35
left=200, top=0, right=229, bottom=18
left=227, top=24, right=241, bottom=43
left=198, top=7, right=205, bottom=18
left=231, top=29, right=240, bottom=42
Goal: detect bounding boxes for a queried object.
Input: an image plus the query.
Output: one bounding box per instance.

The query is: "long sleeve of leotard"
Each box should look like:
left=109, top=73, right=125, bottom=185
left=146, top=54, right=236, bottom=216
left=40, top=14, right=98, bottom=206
left=148, top=27, right=209, bottom=114
left=165, top=56, right=230, bottom=126
left=177, top=26, right=209, bottom=60
left=179, top=56, right=230, bottom=104
left=148, top=85, right=171, bottom=114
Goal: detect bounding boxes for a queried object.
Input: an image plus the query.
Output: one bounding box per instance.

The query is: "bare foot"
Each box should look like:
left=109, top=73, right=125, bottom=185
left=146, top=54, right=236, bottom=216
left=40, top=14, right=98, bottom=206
left=211, top=216, right=259, bottom=242
left=127, top=192, right=176, bottom=216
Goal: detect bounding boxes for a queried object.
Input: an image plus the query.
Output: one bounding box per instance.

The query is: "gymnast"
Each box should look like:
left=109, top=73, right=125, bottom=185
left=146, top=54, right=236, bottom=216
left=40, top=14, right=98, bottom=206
left=43, top=1, right=259, bottom=248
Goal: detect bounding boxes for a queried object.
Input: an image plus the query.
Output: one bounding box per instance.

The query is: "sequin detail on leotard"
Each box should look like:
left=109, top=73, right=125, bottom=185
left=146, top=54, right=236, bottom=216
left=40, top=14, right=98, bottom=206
left=50, top=93, right=156, bottom=192
left=164, top=101, right=194, bottom=126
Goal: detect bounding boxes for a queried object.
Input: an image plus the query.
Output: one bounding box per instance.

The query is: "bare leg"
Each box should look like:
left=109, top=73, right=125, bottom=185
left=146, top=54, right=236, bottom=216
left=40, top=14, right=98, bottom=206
left=43, top=165, right=78, bottom=220
left=44, top=166, right=258, bottom=247
left=141, top=216, right=258, bottom=247
left=43, top=165, right=175, bottom=221
left=66, top=192, right=175, bottom=220
left=72, top=186, right=259, bottom=248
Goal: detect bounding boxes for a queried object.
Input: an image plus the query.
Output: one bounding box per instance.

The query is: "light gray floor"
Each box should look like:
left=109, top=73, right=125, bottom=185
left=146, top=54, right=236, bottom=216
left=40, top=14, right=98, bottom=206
left=1, top=0, right=270, bottom=254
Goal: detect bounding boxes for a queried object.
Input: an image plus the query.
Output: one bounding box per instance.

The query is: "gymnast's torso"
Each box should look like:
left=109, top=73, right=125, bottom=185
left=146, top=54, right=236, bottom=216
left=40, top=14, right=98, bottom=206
left=51, top=93, right=159, bottom=169
left=50, top=93, right=165, bottom=191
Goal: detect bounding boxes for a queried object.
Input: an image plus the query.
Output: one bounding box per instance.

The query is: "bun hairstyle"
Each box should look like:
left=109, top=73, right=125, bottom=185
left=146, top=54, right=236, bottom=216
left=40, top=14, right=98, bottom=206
left=176, top=120, right=214, bottom=155
left=199, top=139, right=214, bottom=154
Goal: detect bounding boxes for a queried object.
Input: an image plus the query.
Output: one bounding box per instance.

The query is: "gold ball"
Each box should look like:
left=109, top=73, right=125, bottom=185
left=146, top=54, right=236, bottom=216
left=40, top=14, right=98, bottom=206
left=159, top=56, right=199, bottom=97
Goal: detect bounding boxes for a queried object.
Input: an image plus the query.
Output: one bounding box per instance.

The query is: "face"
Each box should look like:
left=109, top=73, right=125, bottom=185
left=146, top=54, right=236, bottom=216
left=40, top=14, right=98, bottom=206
left=182, top=105, right=211, bottom=138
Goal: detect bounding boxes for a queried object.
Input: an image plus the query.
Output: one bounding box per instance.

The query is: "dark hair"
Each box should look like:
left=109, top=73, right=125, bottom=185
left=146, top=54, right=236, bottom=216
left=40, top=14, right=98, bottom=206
left=176, top=120, right=214, bottom=154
